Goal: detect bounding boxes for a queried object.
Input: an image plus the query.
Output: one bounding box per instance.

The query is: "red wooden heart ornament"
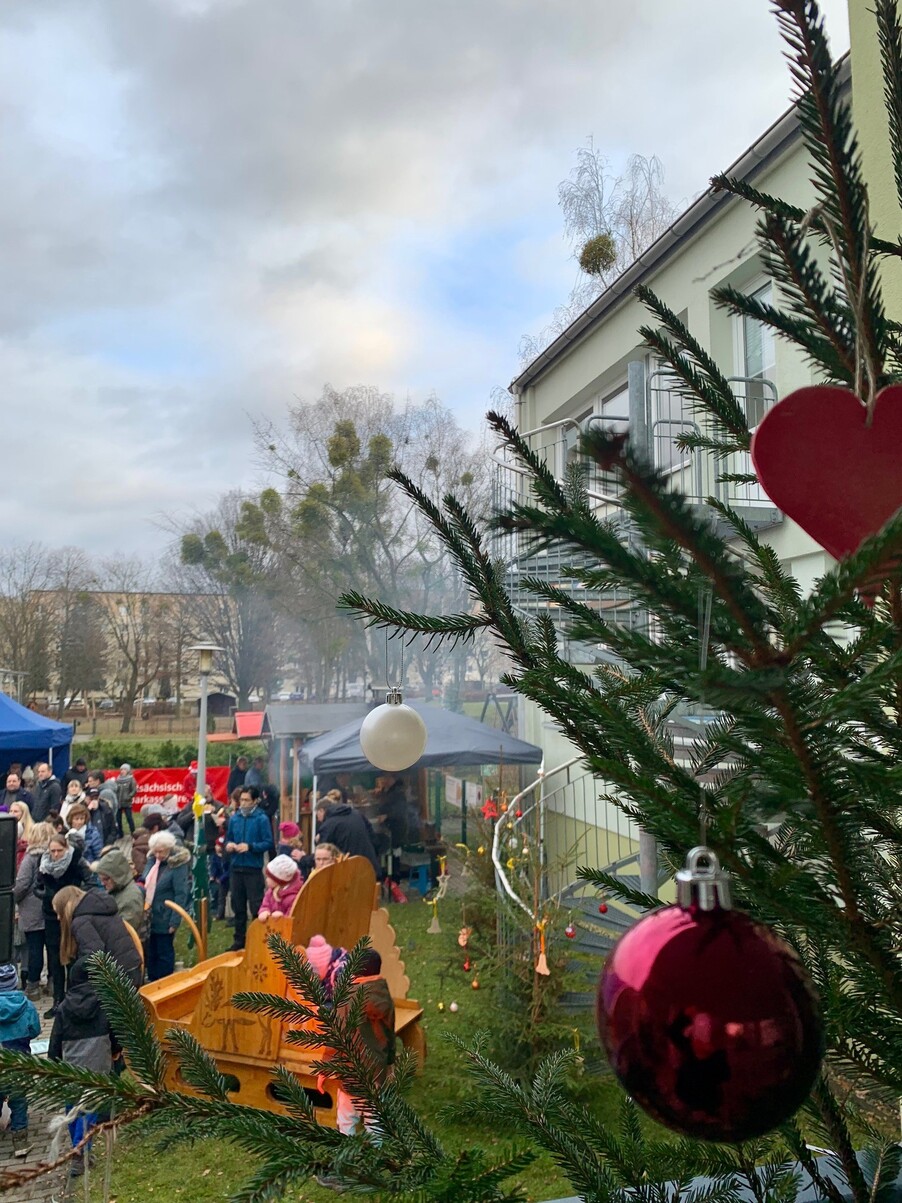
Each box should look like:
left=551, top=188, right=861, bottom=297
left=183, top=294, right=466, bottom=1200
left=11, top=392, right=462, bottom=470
left=751, top=384, right=902, bottom=563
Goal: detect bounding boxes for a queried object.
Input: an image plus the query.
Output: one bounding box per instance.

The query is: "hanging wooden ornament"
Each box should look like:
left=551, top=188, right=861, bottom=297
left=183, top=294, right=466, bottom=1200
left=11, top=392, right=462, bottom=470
left=751, top=385, right=902, bottom=588
left=427, top=899, right=441, bottom=935
left=455, top=842, right=472, bottom=877
left=458, top=925, right=472, bottom=948
left=535, top=918, right=550, bottom=975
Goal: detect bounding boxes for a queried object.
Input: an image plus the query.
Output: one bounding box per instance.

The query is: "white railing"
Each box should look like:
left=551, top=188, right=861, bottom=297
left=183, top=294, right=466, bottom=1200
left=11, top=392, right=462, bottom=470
left=492, top=757, right=640, bottom=922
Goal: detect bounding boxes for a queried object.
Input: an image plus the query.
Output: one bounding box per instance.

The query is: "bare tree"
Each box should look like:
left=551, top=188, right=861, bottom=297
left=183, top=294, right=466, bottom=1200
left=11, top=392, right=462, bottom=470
left=97, top=559, right=170, bottom=733
left=0, top=543, right=57, bottom=700
left=520, top=143, right=677, bottom=364
left=49, top=549, right=100, bottom=717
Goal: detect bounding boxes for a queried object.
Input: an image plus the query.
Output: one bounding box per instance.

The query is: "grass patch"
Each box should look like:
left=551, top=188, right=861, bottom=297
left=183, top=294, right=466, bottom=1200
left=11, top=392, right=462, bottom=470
left=89, top=898, right=623, bottom=1202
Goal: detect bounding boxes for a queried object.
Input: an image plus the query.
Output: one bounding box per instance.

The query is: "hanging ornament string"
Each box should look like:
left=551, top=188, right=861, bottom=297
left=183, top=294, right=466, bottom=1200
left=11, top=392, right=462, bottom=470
left=359, top=631, right=427, bottom=772
left=386, top=629, right=404, bottom=691
left=698, top=585, right=713, bottom=846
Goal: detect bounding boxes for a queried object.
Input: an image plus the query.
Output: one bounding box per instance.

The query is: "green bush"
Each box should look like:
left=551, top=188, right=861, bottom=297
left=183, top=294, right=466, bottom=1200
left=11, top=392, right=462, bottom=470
left=73, top=738, right=266, bottom=770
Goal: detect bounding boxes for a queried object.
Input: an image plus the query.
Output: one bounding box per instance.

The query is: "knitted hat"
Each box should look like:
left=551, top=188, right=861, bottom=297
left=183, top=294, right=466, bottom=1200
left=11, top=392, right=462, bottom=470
left=305, top=935, right=334, bottom=980
left=279, top=821, right=300, bottom=839
left=0, top=964, right=19, bottom=993
left=265, top=855, right=299, bottom=885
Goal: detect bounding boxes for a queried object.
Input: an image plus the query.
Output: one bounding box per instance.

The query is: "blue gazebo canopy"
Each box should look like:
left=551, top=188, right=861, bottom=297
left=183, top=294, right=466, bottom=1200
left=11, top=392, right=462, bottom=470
left=298, top=701, right=542, bottom=775
left=0, top=693, right=73, bottom=778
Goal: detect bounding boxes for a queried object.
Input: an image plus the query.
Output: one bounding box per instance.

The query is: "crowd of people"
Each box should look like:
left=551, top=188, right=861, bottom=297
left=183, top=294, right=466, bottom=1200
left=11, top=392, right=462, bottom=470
left=0, top=754, right=414, bottom=1176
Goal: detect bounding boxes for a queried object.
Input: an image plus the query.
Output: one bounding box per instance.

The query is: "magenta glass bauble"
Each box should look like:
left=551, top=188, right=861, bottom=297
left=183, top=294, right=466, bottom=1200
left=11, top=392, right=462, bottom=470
left=596, top=850, right=823, bottom=1142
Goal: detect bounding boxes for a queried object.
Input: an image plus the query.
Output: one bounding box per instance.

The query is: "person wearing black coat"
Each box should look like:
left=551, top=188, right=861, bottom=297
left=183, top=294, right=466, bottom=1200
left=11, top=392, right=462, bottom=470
left=36, top=834, right=94, bottom=1016
left=372, top=776, right=409, bottom=851
left=61, top=759, right=89, bottom=791
left=316, top=801, right=380, bottom=875
left=58, top=886, right=143, bottom=989
left=32, top=763, right=62, bottom=822
left=85, top=789, right=117, bottom=848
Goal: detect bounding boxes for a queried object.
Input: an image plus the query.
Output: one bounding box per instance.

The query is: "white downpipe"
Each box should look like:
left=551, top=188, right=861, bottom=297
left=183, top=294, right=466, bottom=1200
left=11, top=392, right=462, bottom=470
left=311, top=774, right=318, bottom=844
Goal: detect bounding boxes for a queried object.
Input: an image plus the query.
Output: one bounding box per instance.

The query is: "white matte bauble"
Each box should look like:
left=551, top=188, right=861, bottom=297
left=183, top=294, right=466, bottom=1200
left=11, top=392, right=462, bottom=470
left=359, top=693, right=428, bottom=772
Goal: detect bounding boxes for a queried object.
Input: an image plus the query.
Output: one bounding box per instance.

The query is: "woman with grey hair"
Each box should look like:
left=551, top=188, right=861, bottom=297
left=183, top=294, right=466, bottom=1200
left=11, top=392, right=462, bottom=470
left=144, top=831, right=191, bottom=981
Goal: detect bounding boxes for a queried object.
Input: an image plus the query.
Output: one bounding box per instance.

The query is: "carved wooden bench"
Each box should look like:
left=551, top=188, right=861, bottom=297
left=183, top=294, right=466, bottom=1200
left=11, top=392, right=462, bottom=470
left=140, top=857, right=424, bottom=1126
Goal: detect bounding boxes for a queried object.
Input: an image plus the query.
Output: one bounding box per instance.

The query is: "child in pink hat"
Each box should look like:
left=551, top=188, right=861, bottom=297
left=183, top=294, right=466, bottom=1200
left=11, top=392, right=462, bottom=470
left=257, top=855, right=302, bottom=920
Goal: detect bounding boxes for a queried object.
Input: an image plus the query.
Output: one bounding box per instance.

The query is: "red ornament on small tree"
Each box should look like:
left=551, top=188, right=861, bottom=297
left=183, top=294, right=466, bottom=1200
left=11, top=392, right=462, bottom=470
left=596, top=848, right=823, bottom=1143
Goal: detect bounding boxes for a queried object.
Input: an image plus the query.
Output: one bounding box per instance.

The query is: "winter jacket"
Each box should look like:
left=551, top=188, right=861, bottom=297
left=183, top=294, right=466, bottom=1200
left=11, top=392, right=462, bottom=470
left=374, top=781, right=409, bottom=849
left=14, top=850, right=45, bottom=932
left=225, top=807, right=273, bottom=871
left=100, top=785, right=118, bottom=810
left=48, top=959, right=112, bottom=1073
left=87, top=797, right=117, bottom=847
left=115, top=772, right=137, bottom=813
left=131, top=828, right=151, bottom=878
left=337, top=975, right=396, bottom=1085
left=32, top=776, right=62, bottom=822
left=62, top=766, right=88, bottom=791
left=226, top=765, right=246, bottom=794
left=317, top=803, right=380, bottom=874
left=259, top=874, right=302, bottom=918
left=244, top=766, right=264, bottom=790
left=78, top=822, right=103, bottom=862
left=147, top=846, right=191, bottom=935
left=0, top=788, right=32, bottom=814
left=94, top=849, right=147, bottom=939
left=70, top=889, right=143, bottom=988
left=0, top=989, right=40, bottom=1046
left=37, top=846, right=94, bottom=922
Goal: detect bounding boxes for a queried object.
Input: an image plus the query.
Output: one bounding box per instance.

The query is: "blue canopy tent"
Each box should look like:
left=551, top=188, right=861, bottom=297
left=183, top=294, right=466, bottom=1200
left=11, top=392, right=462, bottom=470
left=0, top=693, right=73, bottom=779
left=298, top=700, right=543, bottom=775
left=297, top=701, right=543, bottom=860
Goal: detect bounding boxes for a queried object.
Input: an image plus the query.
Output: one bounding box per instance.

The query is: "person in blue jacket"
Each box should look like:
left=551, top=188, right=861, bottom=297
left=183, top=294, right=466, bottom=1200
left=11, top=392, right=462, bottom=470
left=0, top=961, right=41, bottom=1157
left=224, top=787, right=273, bottom=951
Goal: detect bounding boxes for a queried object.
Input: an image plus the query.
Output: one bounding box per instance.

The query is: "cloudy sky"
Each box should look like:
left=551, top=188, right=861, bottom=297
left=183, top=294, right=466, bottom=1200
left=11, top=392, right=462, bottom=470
left=1, top=0, right=850, bottom=557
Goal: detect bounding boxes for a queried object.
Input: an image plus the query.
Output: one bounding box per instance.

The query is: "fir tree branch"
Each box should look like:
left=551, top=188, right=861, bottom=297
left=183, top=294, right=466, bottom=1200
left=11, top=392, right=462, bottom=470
left=875, top=0, right=902, bottom=216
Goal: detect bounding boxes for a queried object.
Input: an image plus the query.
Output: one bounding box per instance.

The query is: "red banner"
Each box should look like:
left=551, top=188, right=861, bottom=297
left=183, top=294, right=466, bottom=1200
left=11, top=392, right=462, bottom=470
left=102, top=767, right=230, bottom=810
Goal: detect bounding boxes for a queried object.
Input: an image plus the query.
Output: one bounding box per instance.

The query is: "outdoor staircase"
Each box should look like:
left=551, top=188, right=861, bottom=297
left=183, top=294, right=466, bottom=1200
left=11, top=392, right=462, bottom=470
left=492, top=759, right=666, bottom=1015
left=556, top=852, right=671, bottom=1012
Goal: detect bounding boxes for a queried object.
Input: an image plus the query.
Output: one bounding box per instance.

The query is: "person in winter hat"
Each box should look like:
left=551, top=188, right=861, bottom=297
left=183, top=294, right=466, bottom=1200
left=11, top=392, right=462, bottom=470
left=304, top=934, right=350, bottom=1002
left=114, top=764, right=137, bottom=837
left=277, top=821, right=305, bottom=862
left=0, top=961, right=40, bottom=1157
left=314, top=947, right=396, bottom=1169
left=94, top=849, right=148, bottom=941
left=257, top=855, right=302, bottom=921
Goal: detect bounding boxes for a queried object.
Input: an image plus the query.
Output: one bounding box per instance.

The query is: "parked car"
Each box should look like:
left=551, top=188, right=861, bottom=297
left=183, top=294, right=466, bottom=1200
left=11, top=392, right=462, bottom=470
left=99, top=699, right=115, bottom=710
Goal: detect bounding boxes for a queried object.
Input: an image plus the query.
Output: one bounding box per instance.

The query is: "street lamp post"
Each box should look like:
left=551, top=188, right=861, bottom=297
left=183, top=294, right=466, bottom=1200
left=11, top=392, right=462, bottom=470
left=189, top=643, right=224, bottom=961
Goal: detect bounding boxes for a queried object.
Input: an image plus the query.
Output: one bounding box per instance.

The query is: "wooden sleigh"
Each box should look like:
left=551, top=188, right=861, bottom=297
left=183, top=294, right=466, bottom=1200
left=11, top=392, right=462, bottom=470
left=139, top=857, right=425, bottom=1127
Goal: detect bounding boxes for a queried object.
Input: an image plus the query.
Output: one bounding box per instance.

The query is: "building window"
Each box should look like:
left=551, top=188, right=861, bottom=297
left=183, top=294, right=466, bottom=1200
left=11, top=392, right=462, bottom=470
left=736, top=281, right=776, bottom=429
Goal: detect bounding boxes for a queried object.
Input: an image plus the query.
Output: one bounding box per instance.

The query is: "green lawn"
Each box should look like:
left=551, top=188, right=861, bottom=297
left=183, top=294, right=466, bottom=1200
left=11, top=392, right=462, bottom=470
left=88, top=899, right=621, bottom=1202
